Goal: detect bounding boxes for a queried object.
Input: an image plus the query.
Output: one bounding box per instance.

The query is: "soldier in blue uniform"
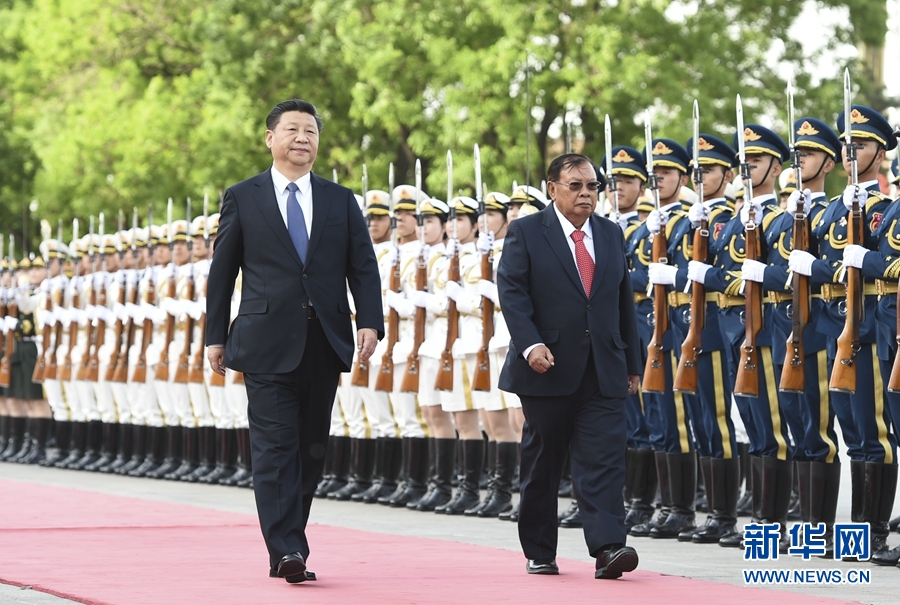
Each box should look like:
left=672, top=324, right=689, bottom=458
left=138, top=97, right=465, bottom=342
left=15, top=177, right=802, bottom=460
left=789, top=105, right=897, bottom=560
left=629, top=138, right=703, bottom=539
left=741, top=117, right=842, bottom=555
left=687, top=124, right=795, bottom=547
left=833, top=113, right=900, bottom=566
left=649, top=134, right=741, bottom=544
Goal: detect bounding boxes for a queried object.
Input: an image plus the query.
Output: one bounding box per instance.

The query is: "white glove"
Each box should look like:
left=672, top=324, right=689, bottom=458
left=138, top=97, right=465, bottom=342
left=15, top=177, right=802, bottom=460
left=739, top=198, right=764, bottom=227
left=383, top=246, right=399, bottom=267
left=85, top=304, right=97, bottom=321
left=113, top=302, right=128, bottom=321
left=444, top=280, right=463, bottom=301
left=476, top=279, right=499, bottom=305
left=160, top=297, right=180, bottom=316
left=646, top=209, right=668, bottom=234
left=41, top=280, right=51, bottom=293
left=476, top=231, right=494, bottom=254
left=384, top=290, right=404, bottom=311
left=152, top=306, right=168, bottom=326
left=187, top=301, right=204, bottom=321
left=58, top=308, right=71, bottom=327
left=125, top=269, right=138, bottom=286
left=648, top=263, right=677, bottom=286
left=788, top=250, right=817, bottom=276
left=444, top=238, right=457, bottom=258
left=843, top=244, right=869, bottom=269
left=688, top=202, right=708, bottom=227
left=5, top=316, right=18, bottom=331
left=786, top=189, right=813, bottom=217
left=687, top=261, right=713, bottom=285
left=741, top=259, right=767, bottom=283
left=842, top=184, right=867, bottom=211
left=125, top=302, right=141, bottom=319
left=410, top=290, right=429, bottom=309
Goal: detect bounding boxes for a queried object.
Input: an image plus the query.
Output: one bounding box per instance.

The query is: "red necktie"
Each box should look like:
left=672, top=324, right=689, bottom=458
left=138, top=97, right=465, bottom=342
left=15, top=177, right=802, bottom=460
left=571, top=230, right=594, bottom=296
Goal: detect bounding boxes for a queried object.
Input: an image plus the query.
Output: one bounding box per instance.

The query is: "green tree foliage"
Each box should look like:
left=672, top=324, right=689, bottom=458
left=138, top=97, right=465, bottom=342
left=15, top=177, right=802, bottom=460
left=0, top=0, right=887, bottom=251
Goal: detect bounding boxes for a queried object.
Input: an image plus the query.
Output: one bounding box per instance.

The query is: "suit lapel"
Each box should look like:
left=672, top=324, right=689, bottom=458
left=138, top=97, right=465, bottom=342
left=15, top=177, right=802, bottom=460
left=253, top=169, right=304, bottom=268
left=305, top=173, right=331, bottom=264
left=542, top=205, right=586, bottom=296
left=588, top=214, right=610, bottom=300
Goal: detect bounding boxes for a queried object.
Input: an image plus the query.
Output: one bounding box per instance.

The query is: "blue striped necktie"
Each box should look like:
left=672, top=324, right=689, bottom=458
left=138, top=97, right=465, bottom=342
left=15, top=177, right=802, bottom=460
left=286, top=182, right=309, bottom=263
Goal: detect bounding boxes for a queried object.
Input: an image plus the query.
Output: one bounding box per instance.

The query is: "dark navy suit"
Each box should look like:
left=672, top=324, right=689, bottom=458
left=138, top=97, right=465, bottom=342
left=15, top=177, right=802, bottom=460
left=498, top=204, right=642, bottom=560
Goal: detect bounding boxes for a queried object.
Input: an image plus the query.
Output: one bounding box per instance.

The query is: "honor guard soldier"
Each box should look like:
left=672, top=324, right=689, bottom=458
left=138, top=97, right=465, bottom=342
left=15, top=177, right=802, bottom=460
left=508, top=185, right=547, bottom=222
left=636, top=137, right=705, bottom=539
left=689, top=123, right=794, bottom=547
left=788, top=105, right=898, bottom=559
left=778, top=170, right=798, bottom=209
left=743, top=117, right=843, bottom=554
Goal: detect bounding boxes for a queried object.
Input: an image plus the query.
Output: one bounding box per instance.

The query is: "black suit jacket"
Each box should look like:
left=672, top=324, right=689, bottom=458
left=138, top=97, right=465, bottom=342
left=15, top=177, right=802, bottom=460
left=497, top=204, right=643, bottom=398
left=206, top=169, right=384, bottom=374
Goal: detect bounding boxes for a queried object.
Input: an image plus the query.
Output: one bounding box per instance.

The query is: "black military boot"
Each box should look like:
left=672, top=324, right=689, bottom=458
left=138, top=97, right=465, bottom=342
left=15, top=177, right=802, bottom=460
left=68, top=420, right=103, bottom=470
left=378, top=437, right=411, bottom=505
left=693, top=456, right=741, bottom=544
left=182, top=426, right=215, bottom=482
left=0, top=415, right=9, bottom=454
left=129, top=426, right=165, bottom=477
left=100, top=423, right=133, bottom=473
left=199, top=429, right=238, bottom=484
left=387, top=437, right=428, bottom=507
left=222, top=428, right=252, bottom=486
left=650, top=452, right=696, bottom=538
left=624, top=448, right=658, bottom=530
left=147, top=426, right=182, bottom=479
left=436, top=439, right=483, bottom=515
left=467, top=440, right=498, bottom=515
left=680, top=456, right=713, bottom=541
left=808, top=461, right=840, bottom=559
left=864, top=462, right=898, bottom=557
left=754, top=457, right=794, bottom=553
left=314, top=433, right=338, bottom=496
left=85, top=422, right=119, bottom=471
left=795, top=461, right=811, bottom=526
left=236, top=429, right=254, bottom=488
left=0, top=417, right=26, bottom=461
left=116, top=425, right=147, bottom=475
left=8, top=418, right=34, bottom=463
left=631, top=451, right=670, bottom=537
left=166, top=427, right=199, bottom=480
left=55, top=421, right=85, bottom=467
left=407, top=438, right=436, bottom=509
left=354, top=437, right=400, bottom=503
left=693, top=452, right=708, bottom=513
left=473, top=441, right=517, bottom=517
left=412, top=438, right=455, bottom=512
left=330, top=438, right=376, bottom=500
left=735, top=443, right=753, bottom=516
left=316, top=435, right=351, bottom=497
left=42, top=420, right=72, bottom=467
left=559, top=499, right=582, bottom=528
left=19, top=418, right=52, bottom=465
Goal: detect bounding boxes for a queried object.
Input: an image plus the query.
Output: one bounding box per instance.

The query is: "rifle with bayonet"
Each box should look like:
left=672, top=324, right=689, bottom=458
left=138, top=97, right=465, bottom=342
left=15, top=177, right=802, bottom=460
left=733, top=95, right=762, bottom=398
left=0, top=235, right=15, bottom=388
left=351, top=165, right=372, bottom=387
left=472, top=144, right=493, bottom=392
left=33, top=221, right=54, bottom=383
left=605, top=115, right=620, bottom=223
left=780, top=82, right=810, bottom=393
left=106, top=211, right=127, bottom=382
left=401, top=160, right=427, bottom=393
left=61, top=221, right=80, bottom=382
left=155, top=199, right=177, bottom=382
left=674, top=101, right=706, bottom=394
left=87, top=214, right=107, bottom=383
left=174, top=198, right=194, bottom=385
left=642, top=113, right=669, bottom=394
left=132, top=208, right=155, bottom=385
left=189, top=196, right=209, bottom=385
left=114, top=209, right=139, bottom=383
left=77, top=217, right=97, bottom=382
left=830, top=69, right=863, bottom=394
left=436, top=150, right=459, bottom=391
left=44, top=221, right=65, bottom=381
left=375, top=163, right=399, bottom=392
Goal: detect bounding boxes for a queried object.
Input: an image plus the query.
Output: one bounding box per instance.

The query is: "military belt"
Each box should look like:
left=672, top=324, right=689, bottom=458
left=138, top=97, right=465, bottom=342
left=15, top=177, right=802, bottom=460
left=821, top=283, right=880, bottom=301
left=667, top=292, right=719, bottom=307
left=634, top=293, right=649, bottom=303
left=876, top=280, right=898, bottom=296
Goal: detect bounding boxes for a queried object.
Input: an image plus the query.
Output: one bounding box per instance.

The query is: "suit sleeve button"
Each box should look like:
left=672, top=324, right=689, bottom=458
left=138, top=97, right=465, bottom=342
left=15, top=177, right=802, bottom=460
left=586, top=304, right=591, bottom=309
left=302, top=274, right=308, bottom=279
left=585, top=330, right=590, bottom=336
left=302, top=302, right=308, bottom=309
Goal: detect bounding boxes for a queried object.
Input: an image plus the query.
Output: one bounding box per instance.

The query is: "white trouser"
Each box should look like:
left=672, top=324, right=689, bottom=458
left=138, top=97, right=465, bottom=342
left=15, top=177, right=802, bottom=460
left=390, top=361, right=426, bottom=438
left=439, top=357, right=474, bottom=413
left=76, top=380, right=100, bottom=422
left=358, top=359, right=397, bottom=438
left=417, top=357, right=442, bottom=408
left=93, top=345, right=118, bottom=423
left=463, top=353, right=494, bottom=411
left=337, top=379, right=368, bottom=439
left=43, top=378, right=69, bottom=421
left=330, top=393, right=347, bottom=436
left=225, top=372, right=248, bottom=428
left=207, top=384, right=231, bottom=428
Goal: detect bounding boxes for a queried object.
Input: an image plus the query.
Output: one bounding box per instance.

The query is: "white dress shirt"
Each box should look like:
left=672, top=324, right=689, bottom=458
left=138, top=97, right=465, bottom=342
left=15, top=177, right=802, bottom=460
left=271, top=165, right=313, bottom=238
left=523, top=205, right=596, bottom=360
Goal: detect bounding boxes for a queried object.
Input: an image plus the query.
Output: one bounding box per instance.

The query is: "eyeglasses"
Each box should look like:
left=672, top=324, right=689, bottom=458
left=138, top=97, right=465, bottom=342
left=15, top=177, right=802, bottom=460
left=553, top=180, right=603, bottom=192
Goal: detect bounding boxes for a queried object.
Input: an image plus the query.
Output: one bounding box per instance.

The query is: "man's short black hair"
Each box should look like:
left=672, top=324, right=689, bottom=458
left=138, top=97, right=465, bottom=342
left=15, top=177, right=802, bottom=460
left=547, top=153, right=593, bottom=182
left=266, top=99, right=324, bottom=132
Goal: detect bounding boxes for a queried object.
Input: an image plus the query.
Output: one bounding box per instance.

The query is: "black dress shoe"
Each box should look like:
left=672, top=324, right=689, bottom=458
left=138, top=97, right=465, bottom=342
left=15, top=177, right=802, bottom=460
left=270, top=568, right=317, bottom=581
left=525, top=559, right=559, bottom=575
left=594, top=545, right=638, bottom=579
left=559, top=507, right=582, bottom=528
left=275, top=553, right=308, bottom=584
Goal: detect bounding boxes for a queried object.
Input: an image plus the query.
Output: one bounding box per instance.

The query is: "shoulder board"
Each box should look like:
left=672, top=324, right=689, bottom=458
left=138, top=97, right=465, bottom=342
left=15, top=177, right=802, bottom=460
left=709, top=205, right=731, bottom=220
left=810, top=204, right=828, bottom=229
left=829, top=194, right=841, bottom=203
left=624, top=223, right=641, bottom=240
left=664, top=215, right=686, bottom=240
left=761, top=207, right=782, bottom=231
left=865, top=190, right=889, bottom=211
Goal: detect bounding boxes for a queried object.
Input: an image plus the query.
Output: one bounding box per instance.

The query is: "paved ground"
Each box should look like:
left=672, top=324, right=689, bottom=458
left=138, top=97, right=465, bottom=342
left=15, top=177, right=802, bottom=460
left=1, top=461, right=897, bottom=605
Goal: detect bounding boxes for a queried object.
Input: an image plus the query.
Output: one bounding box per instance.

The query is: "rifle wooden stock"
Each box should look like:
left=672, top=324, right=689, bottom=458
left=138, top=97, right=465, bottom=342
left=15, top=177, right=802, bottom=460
left=435, top=251, right=460, bottom=391
left=375, top=255, right=401, bottom=392
left=472, top=251, right=494, bottom=392
left=45, top=288, right=64, bottom=380
left=112, top=278, right=139, bottom=383
left=779, top=209, right=810, bottom=393
left=174, top=276, right=195, bottom=385
left=830, top=204, right=864, bottom=393
left=674, top=220, right=709, bottom=394
left=0, top=300, right=16, bottom=388
left=32, top=288, right=55, bottom=383
left=734, top=217, right=762, bottom=397
left=106, top=278, right=128, bottom=382
left=642, top=230, right=669, bottom=393
left=188, top=281, right=206, bottom=385
left=232, top=371, right=244, bottom=384
left=87, top=278, right=107, bottom=383
left=60, top=289, right=80, bottom=382
left=76, top=282, right=96, bottom=382
left=131, top=280, right=154, bottom=385
left=400, top=251, right=428, bottom=393
left=154, top=270, right=177, bottom=382
left=350, top=289, right=370, bottom=386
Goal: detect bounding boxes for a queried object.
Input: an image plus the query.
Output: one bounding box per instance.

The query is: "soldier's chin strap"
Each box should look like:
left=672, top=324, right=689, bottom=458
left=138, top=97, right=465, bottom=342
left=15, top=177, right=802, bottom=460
left=856, top=144, right=882, bottom=181
left=806, top=154, right=829, bottom=183
left=751, top=156, right=777, bottom=191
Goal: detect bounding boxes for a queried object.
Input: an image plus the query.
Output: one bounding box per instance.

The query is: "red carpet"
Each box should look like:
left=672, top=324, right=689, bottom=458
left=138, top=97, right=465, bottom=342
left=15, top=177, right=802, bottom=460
left=0, top=479, right=860, bottom=605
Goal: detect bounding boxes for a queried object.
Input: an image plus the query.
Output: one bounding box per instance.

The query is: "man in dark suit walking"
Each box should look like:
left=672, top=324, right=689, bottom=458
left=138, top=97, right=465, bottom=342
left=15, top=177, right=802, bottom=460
left=498, top=153, right=643, bottom=579
left=206, top=99, right=383, bottom=584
